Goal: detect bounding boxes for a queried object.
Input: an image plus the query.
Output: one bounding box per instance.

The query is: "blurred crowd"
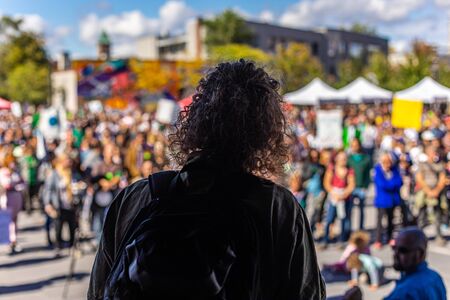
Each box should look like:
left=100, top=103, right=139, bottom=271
left=284, top=103, right=450, bottom=291
left=0, top=105, right=173, bottom=255
left=0, top=102, right=449, bottom=265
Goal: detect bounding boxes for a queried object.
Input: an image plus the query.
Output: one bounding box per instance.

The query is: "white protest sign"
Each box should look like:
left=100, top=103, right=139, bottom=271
left=316, top=109, right=343, bottom=149
left=155, top=99, right=180, bottom=125
left=11, top=102, right=22, bottom=118
left=38, top=107, right=60, bottom=140
left=88, top=100, right=103, bottom=114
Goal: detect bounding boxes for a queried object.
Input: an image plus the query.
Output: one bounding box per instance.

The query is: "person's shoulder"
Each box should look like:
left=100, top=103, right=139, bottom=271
left=374, top=163, right=383, bottom=172
left=245, top=175, right=296, bottom=205
left=113, top=178, right=151, bottom=209
left=424, top=266, right=445, bottom=284
left=125, top=177, right=149, bottom=193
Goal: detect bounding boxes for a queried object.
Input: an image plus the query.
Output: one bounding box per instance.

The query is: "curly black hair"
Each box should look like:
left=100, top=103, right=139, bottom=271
left=169, top=59, right=289, bottom=175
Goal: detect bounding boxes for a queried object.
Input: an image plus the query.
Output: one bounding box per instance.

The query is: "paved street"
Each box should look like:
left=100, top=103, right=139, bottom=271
left=1, top=203, right=450, bottom=300
left=0, top=212, right=95, bottom=300
left=315, top=202, right=450, bottom=300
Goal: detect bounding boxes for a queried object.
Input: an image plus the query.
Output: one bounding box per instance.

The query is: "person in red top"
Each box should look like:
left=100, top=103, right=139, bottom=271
left=321, top=150, right=356, bottom=249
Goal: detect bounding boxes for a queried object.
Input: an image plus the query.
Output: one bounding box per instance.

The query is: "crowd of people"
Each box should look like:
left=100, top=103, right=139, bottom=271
left=0, top=99, right=449, bottom=298
left=285, top=104, right=450, bottom=250
left=0, top=105, right=174, bottom=255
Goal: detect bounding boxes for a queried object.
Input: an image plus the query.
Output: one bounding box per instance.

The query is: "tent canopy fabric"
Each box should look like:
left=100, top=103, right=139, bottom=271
left=0, top=97, right=11, bottom=110
left=335, top=77, right=393, bottom=104
left=284, top=78, right=340, bottom=106
left=395, top=76, right=450, bottom=103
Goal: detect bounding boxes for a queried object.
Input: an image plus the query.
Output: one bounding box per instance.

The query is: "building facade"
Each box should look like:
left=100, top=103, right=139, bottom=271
left=135, top=18, right=388, bottom=75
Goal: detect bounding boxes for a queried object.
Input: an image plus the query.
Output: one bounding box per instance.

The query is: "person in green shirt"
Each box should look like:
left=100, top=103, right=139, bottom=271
left=20, top=144, right=39, bottom=213
left=348, top=138, right=372, bottom=230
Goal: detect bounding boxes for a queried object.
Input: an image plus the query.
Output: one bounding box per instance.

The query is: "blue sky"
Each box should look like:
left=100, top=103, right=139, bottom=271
left=1, top=0, right=449, bottom=58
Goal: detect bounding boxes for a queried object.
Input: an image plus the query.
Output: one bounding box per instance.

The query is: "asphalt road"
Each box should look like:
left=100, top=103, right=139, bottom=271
left=1, top=203, right=450, bottom=300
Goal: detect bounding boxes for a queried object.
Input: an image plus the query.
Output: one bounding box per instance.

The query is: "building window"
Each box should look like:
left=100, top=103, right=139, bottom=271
left=329, top=66, right=336, bottom=76
left=349, top=42, right=363, bottom=58
left=311, top=42, right=319, bottom=56
left=268, top=36, right=277, bottom=51
left=368, top=44, right=380, bottom=53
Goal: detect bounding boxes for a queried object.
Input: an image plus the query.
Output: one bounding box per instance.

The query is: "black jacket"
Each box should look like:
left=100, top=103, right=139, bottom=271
left=88, top=157, right=326, bottom=299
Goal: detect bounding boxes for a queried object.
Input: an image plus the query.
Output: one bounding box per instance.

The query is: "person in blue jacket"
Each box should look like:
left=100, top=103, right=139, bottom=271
left=373, top=152, right=403, bottom=248
left=384, top=227, right=446, bottom=300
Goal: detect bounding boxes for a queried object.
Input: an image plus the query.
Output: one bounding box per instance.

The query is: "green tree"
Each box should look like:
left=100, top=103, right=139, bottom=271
left=203, top=10, right=253, bottom=48
left=349, top=23, right=377, bottom=35
left=0, top=16, right=22, bottom=33
left=209, top=43, right=270, bottom=64
left=272, top=43, right=324, bottom=93
left=334, top=58, right=364, bottom=88
left=0, top=16, right=50, bottom=103
left=395, top=40, right=435, bottom=89
left=364, top=51, right=391, bottom=88
left=6, top=61, right=49, bottom=102
left=437, top=62, right=450, bottom=88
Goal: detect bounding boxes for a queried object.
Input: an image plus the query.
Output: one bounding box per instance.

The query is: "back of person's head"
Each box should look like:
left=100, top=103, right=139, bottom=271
left=393, top=227, right=428, bottom=273
left=349, top=231, right=370, bottom=251
left=170, top=59, right=288, bottom=175
left=346, top=252, right=362, bottom=271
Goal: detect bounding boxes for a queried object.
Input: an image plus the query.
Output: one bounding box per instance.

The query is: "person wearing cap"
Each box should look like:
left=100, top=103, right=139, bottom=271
left=421, top=130, right=436, bottom=147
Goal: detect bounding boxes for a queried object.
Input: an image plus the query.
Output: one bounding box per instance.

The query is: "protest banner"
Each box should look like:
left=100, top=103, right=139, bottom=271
left=391, top=98, right=423, bottom=130
left=155, top=99, right=180, bottom=124
left=316, top=109, right=343, bottom=149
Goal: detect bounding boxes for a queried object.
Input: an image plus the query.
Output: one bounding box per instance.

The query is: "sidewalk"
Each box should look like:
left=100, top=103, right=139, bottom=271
left=0, top=212, right=95, bottom=300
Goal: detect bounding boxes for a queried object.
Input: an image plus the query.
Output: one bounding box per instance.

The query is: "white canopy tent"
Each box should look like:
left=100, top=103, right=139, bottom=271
left=284, top=78, right=340, bottom=106
left=334, top=77, right=393, bottom=104
left=395, top=76, right=450, bottom=103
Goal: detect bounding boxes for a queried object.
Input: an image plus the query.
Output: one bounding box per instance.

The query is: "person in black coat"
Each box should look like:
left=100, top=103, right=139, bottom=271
left=88, top=60, right=326, bottom=300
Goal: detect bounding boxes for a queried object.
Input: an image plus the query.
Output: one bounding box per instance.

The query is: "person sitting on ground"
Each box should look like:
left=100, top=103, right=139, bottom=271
left=346, top=251, right=384, bottom=291
left=323, top=230, right=370, bottom=273
left=384, top=227, right=446, bottom=300
left=343, top=227, right=446, bottom=300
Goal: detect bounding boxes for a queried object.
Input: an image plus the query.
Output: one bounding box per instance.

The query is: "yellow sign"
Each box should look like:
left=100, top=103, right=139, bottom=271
left=391, top=98, right=423, bottom=130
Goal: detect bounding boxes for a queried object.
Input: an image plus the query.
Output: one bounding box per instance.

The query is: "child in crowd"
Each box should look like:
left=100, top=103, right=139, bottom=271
left=346, top=252, right=384, bottom=291
left=323, top=231, right=370, bottom=272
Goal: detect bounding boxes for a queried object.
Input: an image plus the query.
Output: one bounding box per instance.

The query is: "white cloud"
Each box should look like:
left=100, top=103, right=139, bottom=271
left=54, top=26, right=71, bottom=39
left=46, top=25, right=73, bottom=55
left=78, top=1, right=195, bottom=57
left=280, top=0, right=427, bottom=28
left=16, top=14, right=46, bottom=34
left=159, top=1, right=195, bottom=35
left=231, top=7, right=253, bottom=19
left=391, top=40, right=409, bottom=53
left=79, top=11, right=159, bottom=46
left=278, top=0, right=450, bottom=54
left=435, top=0, right=450, bottom=7
left=259, top=10, right=275, bottom=23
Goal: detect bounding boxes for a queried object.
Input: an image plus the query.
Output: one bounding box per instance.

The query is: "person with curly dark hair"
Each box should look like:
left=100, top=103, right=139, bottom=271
left=89, top=60, right=326, bottom=300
